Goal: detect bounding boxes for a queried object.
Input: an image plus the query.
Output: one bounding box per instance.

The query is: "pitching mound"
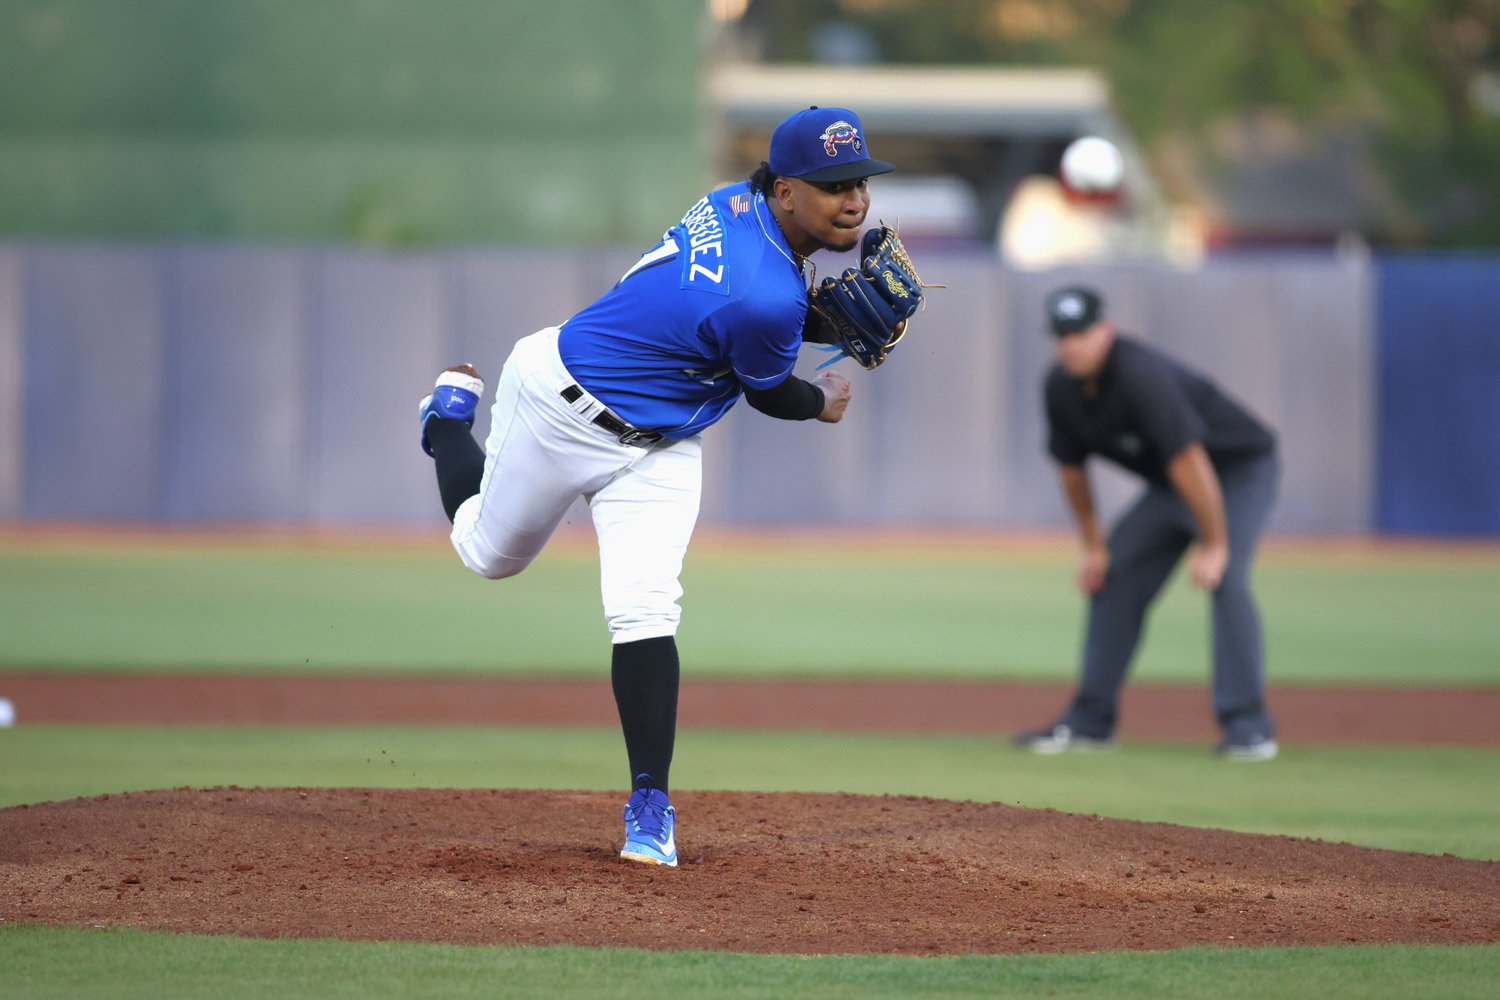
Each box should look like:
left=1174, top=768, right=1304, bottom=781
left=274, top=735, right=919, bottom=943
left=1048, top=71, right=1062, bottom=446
left=3, top=787, right=1496, bottom=954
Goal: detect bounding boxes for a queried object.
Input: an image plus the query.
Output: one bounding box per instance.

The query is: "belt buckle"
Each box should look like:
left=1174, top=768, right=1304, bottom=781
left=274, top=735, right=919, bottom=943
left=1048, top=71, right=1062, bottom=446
left=617, top=428, right=656, bottom=447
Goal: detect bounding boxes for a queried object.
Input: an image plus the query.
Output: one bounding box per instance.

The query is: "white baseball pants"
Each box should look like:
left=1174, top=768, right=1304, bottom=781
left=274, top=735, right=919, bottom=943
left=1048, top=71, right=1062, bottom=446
left=450, top=328, right=702, bottom=644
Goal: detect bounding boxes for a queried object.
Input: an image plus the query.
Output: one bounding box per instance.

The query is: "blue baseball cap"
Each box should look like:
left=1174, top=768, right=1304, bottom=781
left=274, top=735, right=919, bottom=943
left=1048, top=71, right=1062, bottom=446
left=768, top=106, right=895, bottom=183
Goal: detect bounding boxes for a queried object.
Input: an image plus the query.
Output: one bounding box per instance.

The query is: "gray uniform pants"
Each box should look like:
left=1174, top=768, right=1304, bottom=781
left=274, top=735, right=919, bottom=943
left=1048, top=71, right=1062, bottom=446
left=1063, top=452, right=1280, bottom=739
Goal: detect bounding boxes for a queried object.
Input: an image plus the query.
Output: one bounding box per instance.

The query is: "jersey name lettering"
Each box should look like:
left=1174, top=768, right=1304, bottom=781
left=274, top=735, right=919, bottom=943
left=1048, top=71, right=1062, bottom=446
left=679, top=196, right=729, bottom=295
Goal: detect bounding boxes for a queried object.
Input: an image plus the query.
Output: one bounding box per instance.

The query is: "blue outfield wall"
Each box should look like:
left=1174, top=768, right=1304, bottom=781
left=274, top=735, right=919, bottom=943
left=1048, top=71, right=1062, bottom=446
left=0, top=244, right=1377, bottom=533
left=1375, top=255, right=1500, bottom=536
left=3, top=244, right=1498, bottom=537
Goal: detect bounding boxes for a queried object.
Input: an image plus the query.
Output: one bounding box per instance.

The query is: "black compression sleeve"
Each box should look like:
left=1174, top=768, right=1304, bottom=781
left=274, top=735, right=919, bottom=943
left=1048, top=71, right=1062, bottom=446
left=742, top=375, right=825, bottom=421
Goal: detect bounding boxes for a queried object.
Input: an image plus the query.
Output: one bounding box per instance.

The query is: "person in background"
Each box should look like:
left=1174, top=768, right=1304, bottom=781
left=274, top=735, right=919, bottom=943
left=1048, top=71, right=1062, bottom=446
left=1015, top=286, right=1282, bottom=760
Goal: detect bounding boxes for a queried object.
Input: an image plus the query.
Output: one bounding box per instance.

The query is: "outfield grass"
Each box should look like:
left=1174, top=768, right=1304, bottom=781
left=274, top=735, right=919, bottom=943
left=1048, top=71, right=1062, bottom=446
left=4, top=725, right=1497, bottom=858
left=3, top=533, right=1497, bottom=998
left=2, top=925, right=1497, bottom=1000
left=1, top=532, right=1497, bottom=684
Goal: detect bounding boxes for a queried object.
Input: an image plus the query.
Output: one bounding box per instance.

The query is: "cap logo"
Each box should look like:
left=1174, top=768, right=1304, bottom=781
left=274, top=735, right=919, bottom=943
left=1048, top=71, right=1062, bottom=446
left=820, top=121, right=862, bottom=158
left=1055, top=294, right=1085, bottom=319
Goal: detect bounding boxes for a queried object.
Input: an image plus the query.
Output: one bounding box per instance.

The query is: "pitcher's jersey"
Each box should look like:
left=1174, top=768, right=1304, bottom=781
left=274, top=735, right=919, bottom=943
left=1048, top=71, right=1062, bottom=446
left=557, top=182, right=809, bottom=438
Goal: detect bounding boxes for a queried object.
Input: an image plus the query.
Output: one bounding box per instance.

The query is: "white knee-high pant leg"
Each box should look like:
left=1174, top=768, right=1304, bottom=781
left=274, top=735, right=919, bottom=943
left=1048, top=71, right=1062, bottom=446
left=449, top=327, right=702, bottom=643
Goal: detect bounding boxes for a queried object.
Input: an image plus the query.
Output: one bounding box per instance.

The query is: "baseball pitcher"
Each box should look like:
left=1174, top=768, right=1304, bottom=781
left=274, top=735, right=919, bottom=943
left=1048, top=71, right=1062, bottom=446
left=418, top=106, right=927, bottom=866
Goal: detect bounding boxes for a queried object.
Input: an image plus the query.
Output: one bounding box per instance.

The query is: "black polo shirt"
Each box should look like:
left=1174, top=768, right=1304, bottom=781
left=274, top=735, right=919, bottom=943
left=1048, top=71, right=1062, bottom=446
left=1044, top=335, right=1275, bottom=487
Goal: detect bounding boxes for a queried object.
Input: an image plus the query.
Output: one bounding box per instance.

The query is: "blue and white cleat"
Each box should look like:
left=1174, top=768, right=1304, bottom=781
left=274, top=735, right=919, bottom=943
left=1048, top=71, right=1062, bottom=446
left=418, top=364, right=484, bottom=456
left=620, top=774, right=677, bottom=867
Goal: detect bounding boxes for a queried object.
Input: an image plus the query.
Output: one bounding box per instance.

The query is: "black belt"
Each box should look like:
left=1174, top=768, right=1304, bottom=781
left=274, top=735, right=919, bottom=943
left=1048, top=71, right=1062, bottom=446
left=560, top=384, right=663, bottom=447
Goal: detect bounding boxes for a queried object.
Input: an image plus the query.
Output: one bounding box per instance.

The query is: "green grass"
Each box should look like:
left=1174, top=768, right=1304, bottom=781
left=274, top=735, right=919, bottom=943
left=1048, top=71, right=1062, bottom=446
left=1, top=926, right=1497, bottom=1000
left=1, top=533, right=1497, bottom=684
left=3, top=533, right=1498, bottom=998
left=4, top=726, right=1497, bottom=858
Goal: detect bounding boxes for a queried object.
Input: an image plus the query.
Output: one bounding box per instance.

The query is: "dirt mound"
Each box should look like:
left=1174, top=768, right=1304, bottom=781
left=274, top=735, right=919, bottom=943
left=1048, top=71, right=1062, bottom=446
left=3, top=788, right=1496, bottom=954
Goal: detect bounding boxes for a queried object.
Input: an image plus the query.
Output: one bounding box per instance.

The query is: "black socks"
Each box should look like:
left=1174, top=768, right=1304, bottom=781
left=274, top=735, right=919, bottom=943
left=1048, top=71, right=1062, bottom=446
left=426, top=419, right=485, bottom=522
left=611, top=636, right=680, bottom=794
left=427, top=419, right=681, bottom=795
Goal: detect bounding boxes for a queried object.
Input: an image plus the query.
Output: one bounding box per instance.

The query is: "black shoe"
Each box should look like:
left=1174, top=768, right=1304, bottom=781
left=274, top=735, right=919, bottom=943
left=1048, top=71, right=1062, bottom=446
left=1216, top=733, right=1279, bottom=761
left=1217, top=715, right=1279, bottom=761
left=1013, top=723, right=1116, bottom=755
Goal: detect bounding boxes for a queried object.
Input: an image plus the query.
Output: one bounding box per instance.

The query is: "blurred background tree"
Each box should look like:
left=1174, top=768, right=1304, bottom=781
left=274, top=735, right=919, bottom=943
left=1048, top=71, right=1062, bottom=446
left=0, top=0, right=708, bottom=244
left=733, top=0, right=1500, bottom=247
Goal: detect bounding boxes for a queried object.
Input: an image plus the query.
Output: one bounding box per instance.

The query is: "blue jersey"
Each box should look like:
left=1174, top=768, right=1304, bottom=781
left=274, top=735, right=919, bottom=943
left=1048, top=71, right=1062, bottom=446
left=557, top=182, right=809, bottom=438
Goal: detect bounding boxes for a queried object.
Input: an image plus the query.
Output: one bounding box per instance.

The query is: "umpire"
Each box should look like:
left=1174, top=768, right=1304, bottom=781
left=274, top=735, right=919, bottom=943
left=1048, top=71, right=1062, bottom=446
left=1016, top=286, right=1282, bottom=760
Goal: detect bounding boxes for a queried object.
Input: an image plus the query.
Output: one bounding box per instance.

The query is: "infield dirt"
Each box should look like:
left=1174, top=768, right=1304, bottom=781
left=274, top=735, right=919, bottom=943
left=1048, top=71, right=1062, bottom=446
left=1, top=673, right=1499, bottom=953
left=3, top=786, right=1498, bottom=955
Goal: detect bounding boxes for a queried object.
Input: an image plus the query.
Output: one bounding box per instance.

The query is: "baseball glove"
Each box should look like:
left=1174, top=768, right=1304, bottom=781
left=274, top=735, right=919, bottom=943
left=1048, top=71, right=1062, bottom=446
left=809, top=224, right=928, bottom=370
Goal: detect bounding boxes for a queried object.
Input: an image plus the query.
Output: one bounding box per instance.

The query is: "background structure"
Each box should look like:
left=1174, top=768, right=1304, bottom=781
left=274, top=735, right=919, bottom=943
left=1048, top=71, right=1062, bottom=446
left=0, top=0, right=707, bottom=244
left=0, top=244, right=1386, bottom=533
left=1, top=0, right=1496, bottom=536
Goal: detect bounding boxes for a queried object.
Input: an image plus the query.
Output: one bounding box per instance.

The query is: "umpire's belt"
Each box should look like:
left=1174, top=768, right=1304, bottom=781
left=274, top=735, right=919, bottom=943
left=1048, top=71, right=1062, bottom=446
left=560, top=384, right=663, bottom=447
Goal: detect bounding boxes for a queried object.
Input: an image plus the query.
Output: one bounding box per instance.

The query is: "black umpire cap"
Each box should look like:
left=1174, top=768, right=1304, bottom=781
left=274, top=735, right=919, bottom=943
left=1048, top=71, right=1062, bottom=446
left=1046, top=286, right=1105, bottom=336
